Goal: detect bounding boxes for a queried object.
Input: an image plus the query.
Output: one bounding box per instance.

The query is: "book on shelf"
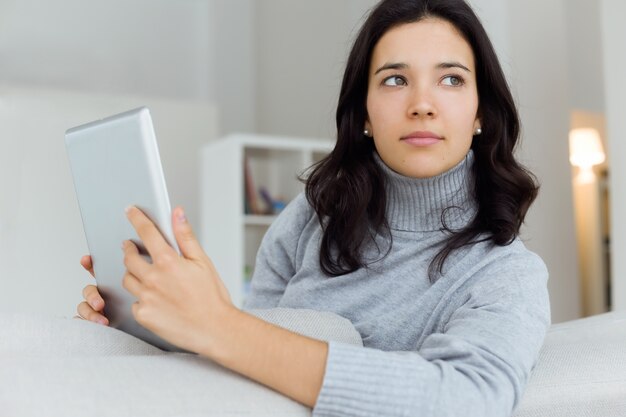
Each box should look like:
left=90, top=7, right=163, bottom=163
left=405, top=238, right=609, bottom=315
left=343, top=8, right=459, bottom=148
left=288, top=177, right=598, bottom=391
left=243, top=158, right=289, bottom=216
left=259, top=186, right=287, bottom=215
left=243, top=156, right=260, bottom=215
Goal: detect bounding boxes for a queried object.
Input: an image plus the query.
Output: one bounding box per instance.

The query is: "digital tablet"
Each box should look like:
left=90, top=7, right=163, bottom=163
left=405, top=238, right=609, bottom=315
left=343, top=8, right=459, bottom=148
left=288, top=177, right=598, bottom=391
left=65, top=107, right=185, bottom=352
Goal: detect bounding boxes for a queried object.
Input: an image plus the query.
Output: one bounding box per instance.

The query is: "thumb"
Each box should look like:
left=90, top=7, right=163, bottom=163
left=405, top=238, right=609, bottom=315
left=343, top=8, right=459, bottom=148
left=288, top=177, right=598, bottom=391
left=172, top=206, right=205, bottom=261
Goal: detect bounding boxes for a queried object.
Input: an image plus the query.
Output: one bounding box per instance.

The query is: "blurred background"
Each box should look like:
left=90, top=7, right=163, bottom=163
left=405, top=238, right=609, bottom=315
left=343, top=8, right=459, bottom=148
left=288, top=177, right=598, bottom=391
left=0, top=0, right=624, bottom=324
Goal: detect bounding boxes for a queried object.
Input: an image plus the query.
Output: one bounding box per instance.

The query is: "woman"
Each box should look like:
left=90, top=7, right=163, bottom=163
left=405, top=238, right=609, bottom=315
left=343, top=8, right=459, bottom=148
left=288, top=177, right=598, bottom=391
left=79, top=0, right=550, bottom=415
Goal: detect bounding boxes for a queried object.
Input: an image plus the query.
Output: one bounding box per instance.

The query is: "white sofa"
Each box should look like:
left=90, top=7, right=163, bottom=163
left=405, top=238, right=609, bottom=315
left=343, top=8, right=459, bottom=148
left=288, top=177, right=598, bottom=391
left=1, top=308, right=625, bottom=416
left=514, top=309, right=626, bottom=416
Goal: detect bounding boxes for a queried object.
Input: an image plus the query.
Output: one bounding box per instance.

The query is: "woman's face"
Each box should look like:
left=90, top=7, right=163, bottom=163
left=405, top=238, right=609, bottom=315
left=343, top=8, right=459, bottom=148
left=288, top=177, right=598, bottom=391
left=366, top=18, right=480, bottom=178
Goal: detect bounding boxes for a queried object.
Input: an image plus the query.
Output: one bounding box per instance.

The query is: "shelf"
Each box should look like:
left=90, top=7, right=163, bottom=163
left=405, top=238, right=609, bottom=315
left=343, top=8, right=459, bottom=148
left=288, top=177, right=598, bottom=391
left=201, top=134, right=333, bottom=307
left=244, top=214, right=277, bottom=226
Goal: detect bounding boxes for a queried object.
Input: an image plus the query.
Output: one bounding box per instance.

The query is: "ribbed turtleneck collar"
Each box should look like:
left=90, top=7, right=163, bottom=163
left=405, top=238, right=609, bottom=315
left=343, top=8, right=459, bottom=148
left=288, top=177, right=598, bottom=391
left=374, top=151, right=477, bottom=232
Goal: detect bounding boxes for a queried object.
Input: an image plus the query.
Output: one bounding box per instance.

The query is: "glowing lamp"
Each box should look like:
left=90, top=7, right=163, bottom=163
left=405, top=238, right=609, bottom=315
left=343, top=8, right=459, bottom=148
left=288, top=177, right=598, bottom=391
left=569, top=128, right=605, bottom=182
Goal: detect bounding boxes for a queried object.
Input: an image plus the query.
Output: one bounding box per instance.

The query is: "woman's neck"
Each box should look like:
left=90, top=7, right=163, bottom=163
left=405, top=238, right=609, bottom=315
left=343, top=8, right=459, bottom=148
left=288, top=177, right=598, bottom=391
left=374, top=150, right=477, bottom=232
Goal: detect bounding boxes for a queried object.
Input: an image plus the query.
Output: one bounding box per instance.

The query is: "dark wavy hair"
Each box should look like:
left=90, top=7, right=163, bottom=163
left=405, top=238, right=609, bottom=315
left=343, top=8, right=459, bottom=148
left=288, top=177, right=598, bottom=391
left=304, top=0, right=539, bottom=280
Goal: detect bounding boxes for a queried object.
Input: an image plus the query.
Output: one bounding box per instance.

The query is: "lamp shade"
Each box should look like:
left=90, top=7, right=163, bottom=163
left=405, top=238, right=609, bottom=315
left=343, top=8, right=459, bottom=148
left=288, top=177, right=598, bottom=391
left=569, top=128, right=605, bottom=169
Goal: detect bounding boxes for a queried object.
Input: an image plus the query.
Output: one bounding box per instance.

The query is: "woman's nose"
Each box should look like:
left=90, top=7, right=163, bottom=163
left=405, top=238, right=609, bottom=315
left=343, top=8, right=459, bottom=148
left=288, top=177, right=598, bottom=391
left=407, top=86, right=436, bottom=118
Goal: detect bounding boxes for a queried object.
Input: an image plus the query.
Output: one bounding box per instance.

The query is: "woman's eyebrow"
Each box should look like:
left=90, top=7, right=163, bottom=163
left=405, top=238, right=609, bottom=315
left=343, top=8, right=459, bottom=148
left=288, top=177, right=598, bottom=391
left=374, top=61, right=471, bottom=75
left=374, top=62, right=408, bottom=75
left=437, top=61, right=471, bottom=72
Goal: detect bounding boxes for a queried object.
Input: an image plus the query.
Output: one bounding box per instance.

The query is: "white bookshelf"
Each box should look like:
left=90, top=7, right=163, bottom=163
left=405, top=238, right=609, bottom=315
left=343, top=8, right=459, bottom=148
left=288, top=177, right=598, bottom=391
left=201, top=134, right=333, bottom=307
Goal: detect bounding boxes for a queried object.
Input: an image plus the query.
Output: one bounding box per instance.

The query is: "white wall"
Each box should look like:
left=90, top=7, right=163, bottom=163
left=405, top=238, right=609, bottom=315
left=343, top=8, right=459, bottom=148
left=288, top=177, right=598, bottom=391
left=0, top=0, right=266, bottom=135
left=207, top=0, right=257, bottom=133
left=601, top=0, right=626, bottom=310
left=0, top=0, right=212, bottom=101
left=507, top=0, right=580, bottom=322
left=565, top=0, right=605, bottom=113
left=255, top=0, right=378, bottom=138
left=467, top=0, right=512, bottom=76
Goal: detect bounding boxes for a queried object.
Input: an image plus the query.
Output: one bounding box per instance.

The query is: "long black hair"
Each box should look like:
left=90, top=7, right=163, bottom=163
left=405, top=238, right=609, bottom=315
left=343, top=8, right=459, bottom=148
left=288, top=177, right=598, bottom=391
left=305, top=0, right=539, bottom=280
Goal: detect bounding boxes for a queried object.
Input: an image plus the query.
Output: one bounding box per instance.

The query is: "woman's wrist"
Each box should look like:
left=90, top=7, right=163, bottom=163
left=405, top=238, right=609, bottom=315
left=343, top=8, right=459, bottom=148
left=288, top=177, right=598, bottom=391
left=196, top=308, right=329, bottom=407
left=191, top=303, right=242, bottom=360
left=203, top=308, right=262, bottom=365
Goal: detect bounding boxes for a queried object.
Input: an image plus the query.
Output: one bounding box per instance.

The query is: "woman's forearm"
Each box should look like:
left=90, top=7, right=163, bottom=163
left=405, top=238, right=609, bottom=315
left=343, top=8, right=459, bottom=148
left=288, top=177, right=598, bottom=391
left=200, top=308, right=329, bottom=408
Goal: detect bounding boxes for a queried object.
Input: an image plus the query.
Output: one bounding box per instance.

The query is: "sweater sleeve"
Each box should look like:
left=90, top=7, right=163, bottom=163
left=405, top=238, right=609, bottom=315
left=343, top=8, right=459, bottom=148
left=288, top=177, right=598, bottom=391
left=243, top=193, right=314, bottom=310
left=313, top=249, right=551, bottom=417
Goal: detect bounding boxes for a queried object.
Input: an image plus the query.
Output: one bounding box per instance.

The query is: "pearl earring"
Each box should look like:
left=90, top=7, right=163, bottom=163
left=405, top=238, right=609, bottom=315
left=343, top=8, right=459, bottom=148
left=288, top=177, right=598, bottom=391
left=474, top=127, right=482, bottom=136
left=364, top=128, right=371, bottom=137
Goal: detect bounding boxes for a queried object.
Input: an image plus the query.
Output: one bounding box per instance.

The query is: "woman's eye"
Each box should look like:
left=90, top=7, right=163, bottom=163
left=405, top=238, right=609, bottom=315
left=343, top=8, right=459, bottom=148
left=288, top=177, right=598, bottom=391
left=441, top=75, right=464, bottom=86
left=383, top=76, right=407, bottom=86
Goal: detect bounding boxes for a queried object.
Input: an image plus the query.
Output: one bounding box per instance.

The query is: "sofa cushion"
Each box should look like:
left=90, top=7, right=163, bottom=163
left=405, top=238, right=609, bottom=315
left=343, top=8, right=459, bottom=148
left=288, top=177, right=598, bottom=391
left=0, top=309, right=361, bottom=417
left=514, top=310, right=626, bottom=417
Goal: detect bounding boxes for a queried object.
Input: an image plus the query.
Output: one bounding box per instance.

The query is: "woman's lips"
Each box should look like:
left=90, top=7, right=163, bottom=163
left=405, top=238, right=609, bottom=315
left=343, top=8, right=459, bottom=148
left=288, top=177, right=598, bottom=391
left=401, top=131, right=443, bottom=146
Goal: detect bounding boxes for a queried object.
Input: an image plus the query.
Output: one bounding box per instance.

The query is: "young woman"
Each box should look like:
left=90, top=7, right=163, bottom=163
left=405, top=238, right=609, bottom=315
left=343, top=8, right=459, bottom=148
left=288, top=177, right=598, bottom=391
left=78, top=0, right=550, bottom=415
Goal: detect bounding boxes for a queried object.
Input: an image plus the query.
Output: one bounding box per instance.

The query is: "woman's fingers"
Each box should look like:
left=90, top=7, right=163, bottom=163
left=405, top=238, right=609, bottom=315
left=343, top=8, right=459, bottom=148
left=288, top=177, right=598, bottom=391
left=122, top=240, right=151, bottom=280
left=126, top=206, right=177, bottom=261
left=82, top=284, right=105, bottom=311
left=122, top=271, right=142, bottom=298
left=78, top=257, right=108, bottom=325
left=172, top=206, right=205, bottom=261
left=80, top=255, right=95, bottom=278
left=77, top=301, right=109, bottom=326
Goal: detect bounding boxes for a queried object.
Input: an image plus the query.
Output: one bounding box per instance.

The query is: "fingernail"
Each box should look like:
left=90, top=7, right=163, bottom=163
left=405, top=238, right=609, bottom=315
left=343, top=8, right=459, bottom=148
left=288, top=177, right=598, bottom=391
left=177, top=208, right=187, bottom=224
left=125, top=206, right=133, bottom=215
left=97, top=317, right=108, bottom=325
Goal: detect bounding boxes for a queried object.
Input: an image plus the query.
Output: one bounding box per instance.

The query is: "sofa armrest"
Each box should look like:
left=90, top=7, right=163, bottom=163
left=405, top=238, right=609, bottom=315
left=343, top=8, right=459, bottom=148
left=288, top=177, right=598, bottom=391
left=515, top=310, right=626, bottom=417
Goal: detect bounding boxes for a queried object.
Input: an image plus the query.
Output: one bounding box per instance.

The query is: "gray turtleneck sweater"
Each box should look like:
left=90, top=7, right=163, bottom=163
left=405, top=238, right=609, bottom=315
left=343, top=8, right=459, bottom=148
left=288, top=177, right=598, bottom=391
left=243, top=152, right=551, bottom=417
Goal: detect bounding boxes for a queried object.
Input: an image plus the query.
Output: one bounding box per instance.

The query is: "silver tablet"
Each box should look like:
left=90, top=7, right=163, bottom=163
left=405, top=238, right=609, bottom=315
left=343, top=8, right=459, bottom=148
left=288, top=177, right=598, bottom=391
left=65, top=107, right=184, bottom=352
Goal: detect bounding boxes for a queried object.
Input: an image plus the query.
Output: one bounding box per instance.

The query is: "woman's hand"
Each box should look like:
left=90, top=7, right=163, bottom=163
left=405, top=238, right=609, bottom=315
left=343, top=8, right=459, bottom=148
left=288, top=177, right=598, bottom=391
left=72, top=207, right=326, bottom=407
left=122, top=206, right=235, bottom=355
left=76, top=255, right=109, bottom=326
left=123, top=206, right=327, bottom=407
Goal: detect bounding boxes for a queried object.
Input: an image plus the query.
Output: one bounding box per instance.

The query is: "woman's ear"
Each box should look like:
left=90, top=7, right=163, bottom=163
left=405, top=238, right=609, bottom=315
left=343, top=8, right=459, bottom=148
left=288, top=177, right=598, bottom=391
left=474, top=107, right=482, bottom=129
left=473, top=113, right=483, bottom=130
left=473, top=118, right=482, bottom=136
left=364, top=119, right=373, bottom=137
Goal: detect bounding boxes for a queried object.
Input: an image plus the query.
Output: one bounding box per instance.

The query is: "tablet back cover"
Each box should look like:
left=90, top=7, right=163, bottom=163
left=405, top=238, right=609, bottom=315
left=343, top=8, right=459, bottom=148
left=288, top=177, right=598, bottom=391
left=65, top=107, right=183, bottom=351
